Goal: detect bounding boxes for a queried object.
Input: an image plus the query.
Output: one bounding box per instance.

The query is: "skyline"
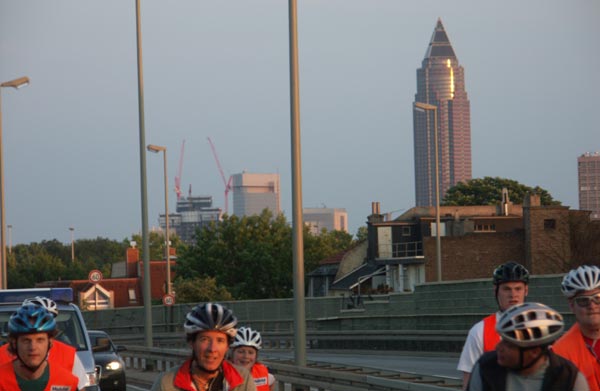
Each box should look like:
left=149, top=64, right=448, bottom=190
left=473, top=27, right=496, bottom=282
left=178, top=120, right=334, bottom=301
left=1, top=1, right=599, bottom=245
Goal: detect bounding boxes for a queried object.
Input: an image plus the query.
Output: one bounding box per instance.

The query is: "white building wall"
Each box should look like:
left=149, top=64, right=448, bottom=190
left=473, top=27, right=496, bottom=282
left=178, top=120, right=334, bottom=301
left=232, top=172, right=280, bottom=217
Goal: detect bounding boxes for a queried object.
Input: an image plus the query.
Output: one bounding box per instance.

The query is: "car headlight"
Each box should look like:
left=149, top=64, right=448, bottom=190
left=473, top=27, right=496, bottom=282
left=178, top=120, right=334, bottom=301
left=106, top=361, right=122, bottom=371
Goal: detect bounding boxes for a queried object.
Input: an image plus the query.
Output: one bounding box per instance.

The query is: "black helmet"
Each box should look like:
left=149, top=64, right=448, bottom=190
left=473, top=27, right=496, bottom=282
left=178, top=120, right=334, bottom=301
left=493, top=262, right=529, bottom=285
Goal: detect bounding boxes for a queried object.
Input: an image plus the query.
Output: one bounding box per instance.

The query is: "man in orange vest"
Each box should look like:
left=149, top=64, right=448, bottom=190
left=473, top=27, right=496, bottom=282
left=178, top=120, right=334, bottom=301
left=457, top=261, right=530, bottom=389
left=552, top=265, right=600, bottom=391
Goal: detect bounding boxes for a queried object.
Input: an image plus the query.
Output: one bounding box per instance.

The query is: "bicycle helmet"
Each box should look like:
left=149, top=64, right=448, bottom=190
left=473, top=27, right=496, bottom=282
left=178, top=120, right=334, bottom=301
left=231, top=327, right=262, bottom=350
left=493, top=262, right=530, bottom=285
left=496, top=302, right=563, bottom=348
left=8, top=304, right=56, bottom=335
left=184, top=302, right=237, bottom=338
left=561, top=265, right=600, bottom=298
left=22, top=296, right=59, bottom=317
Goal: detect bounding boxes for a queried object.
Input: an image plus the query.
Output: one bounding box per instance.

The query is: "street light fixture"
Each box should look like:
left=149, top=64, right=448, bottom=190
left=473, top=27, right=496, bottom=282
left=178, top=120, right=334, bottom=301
left=414, top=101, right=442, bottom=282
left=0, top=76, right=29, bottom=289
left=147, top=144, right=172, bottom=295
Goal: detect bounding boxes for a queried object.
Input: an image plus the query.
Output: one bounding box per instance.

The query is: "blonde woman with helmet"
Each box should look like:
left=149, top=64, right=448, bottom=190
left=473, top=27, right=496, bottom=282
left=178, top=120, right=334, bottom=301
left=468, top=302, right=589, bottom=391
left=230, top=327, right=276, bottom=391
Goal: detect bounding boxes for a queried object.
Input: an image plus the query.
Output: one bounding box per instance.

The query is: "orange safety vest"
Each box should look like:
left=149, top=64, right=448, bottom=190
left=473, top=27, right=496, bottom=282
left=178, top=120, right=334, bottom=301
left=251, top=363, right=271, bottom=391
left=0, top=361, right=78, bottom=391
left=483, top=313, right=501, bottom=352
left=552, top=323, right=600, bottom=391
left=0, top=340, right=76, bottom=371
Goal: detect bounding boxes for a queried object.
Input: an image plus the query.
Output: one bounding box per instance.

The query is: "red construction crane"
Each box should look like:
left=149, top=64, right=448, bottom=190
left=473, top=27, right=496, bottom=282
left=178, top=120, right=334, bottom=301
left=207, top=137, right=233, bottom=214
left=174, top=140, right=185, bottom=200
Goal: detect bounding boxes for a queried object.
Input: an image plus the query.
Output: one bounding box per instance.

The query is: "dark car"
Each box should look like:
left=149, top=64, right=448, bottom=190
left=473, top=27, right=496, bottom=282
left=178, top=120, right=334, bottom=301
left=88, top=330, right=127, bottom=391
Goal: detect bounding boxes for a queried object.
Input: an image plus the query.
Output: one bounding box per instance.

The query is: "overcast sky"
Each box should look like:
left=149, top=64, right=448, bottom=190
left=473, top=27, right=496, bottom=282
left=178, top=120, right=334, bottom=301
left=1, top=0, right=598, bottom=245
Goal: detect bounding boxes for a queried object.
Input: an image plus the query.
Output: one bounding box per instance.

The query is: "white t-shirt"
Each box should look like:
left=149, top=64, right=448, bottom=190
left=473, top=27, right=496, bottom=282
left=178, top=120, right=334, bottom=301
left=458, top=312, right=501, bottom=374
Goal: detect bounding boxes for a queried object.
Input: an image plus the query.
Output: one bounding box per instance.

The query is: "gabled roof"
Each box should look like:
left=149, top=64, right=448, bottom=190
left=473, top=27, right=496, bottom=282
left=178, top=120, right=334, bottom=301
left=330, top=263, right=382, bottom=291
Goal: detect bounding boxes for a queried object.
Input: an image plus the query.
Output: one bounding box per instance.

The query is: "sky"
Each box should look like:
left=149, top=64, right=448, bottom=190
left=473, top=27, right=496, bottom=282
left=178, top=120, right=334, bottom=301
left=0, top=0, right=599, bottom=245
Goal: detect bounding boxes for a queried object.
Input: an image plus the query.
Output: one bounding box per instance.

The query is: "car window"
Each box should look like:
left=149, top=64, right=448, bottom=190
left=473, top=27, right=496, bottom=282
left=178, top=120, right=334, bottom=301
left=54, top=310, right=88, bottom=351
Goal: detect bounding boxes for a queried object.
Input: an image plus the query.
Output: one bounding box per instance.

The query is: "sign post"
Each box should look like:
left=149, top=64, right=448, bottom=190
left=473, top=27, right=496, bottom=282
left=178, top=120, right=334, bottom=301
left=88, top=270, right=103, bottom=327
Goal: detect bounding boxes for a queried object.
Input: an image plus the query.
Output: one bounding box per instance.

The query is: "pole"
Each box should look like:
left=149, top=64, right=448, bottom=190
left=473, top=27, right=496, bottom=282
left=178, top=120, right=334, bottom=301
left=162, top=149, right=171, bottom=295
left=433, top=108, right=442, bottom=282
left=0, top=91, right=5, bottom=289
left=7, top=225, right=11, bottom=254
left=288, top=0, right=306, bottom=367
left=135, top=0, right=153, bottom=347
left=69, top=227, right=75, bottom=262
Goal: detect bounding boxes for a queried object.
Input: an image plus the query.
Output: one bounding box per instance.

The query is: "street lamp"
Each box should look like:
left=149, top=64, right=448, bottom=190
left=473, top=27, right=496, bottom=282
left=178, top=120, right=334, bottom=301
left=7, top=225, right=11, bottom=254
left=414, top=102, right=442, bottom=282
left=69, top=227, right=75, bottom=262
left=147, top=144, right=172, bottom=295
left=0, top=76, right=29, bottom=289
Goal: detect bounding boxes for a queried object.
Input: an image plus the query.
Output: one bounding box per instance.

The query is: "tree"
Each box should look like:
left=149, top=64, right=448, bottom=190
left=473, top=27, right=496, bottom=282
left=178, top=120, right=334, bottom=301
left=355, top=226, right=368, bottom=242
left=442, top=177, right=560, bottom=206
left=173, top=276, right=233, bottom=303
left=129, top=231, right=185, bottom=261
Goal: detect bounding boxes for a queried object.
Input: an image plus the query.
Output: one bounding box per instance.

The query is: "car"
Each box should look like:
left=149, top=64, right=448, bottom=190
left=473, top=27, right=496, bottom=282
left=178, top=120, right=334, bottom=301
left=89, top=330, right=127, bottom=391
left=0, top=288, right=100, bottom=390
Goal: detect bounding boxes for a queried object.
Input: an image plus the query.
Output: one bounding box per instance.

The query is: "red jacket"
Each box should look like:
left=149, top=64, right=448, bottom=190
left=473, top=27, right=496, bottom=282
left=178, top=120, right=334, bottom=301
left=0, top=361, right=78, bottom=391
left=552, top=323, right=600, bottom=391
left=251, top=363, right=270, bottom=391
left=0, top=340, right=76, bottom=370
left=173, top=359, right=245, bottom=391
left=482, top=313, right=501, bottom=352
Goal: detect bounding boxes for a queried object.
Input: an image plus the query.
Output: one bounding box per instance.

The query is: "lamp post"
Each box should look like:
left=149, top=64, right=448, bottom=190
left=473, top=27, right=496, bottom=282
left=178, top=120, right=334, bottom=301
left=69, top=227, right=75, bottom=262
left=7, top=225, right=11, bottom=255
left=0, top=76, right=29, bottom=289
left=147, top=144, right=171, bottom=295
left=414, top=102, right=442, bottom=282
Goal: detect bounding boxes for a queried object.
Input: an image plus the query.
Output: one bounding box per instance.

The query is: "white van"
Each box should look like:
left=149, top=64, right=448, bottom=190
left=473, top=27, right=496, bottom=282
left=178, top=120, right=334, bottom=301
left=0, top=288, right=100, bottom=390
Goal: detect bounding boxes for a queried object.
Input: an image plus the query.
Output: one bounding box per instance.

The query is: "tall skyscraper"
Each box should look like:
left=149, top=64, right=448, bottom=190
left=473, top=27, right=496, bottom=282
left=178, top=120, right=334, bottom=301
left=413, top=19, right=472, bottom=206
left=232, top=172, right=280, bottom=217
left=578, top=152, right=600, bottom=220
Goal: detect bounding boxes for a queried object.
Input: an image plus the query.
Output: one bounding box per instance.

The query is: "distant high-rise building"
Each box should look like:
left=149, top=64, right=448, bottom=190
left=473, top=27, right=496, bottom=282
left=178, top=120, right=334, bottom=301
left=159, top=195, right=221, bottom=244
left=232, top=172, right=280, bottom=217
left=304, top=207, right=348, bottom=235
left=578, top=152, right=600, bottom=220
left=413, top=19, right=472, bottom=206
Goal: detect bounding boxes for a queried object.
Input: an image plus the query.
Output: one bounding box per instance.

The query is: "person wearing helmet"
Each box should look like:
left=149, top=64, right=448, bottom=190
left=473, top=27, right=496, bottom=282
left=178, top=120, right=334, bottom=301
left=458, top=261, right=530, bottom=389
left=0, top=304, right=78, bottom=391
left=552, top=265, right=600, bottom=391
left=230, top=327, right=276, bottom=391
left=151, top=302, right=256, bottom=391
left=0, top=296, right=89, bottom=390
left=467, top=302, right=589, bottom=391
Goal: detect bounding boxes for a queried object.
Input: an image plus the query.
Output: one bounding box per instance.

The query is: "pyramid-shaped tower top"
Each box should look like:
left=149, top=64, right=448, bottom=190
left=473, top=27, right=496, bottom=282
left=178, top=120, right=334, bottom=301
left=424, top=18, right=456, bottom=59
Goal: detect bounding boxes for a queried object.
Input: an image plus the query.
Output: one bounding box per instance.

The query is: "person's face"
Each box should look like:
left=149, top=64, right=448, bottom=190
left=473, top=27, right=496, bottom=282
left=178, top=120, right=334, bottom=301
left=496, top=340, right=540, bottom=370
left=232, top=346, right=257, bottom=369
left=13, top=333, right=51, bottom=369
left=496, top=282, right=528, bottom=311
left=569, top=288, right=600, bottom=330
left=191, top=331, right=229, bottom=372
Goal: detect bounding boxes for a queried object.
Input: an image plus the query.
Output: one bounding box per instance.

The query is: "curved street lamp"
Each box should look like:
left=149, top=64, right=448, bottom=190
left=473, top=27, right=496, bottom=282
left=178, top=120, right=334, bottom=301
left=0, top=76, right=29, bottom=289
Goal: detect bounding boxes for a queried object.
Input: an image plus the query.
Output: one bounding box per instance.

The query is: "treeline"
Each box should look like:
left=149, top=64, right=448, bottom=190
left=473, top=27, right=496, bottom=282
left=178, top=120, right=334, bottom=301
left=7, top=210, right=360, bottom=301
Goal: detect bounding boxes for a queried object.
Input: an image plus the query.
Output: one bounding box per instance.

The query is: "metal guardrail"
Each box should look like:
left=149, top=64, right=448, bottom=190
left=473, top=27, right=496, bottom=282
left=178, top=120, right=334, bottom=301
left=120, top=345, right=462, bottom=391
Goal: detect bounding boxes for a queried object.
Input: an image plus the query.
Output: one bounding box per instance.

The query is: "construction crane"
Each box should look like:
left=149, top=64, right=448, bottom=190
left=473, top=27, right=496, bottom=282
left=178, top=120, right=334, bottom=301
left=174, top=140, right=185, bottom=201
left=207, top=137, right=233, bottom=214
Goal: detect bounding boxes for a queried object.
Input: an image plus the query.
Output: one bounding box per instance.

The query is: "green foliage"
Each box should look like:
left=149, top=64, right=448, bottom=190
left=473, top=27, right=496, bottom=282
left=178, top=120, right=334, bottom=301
left=129, top=231, right=185, bottom=261
left=173, top=276, right=233, bottom=303
left=442, top=177, right=561, bottom=206
left=355, top=226, right=368, bottom=242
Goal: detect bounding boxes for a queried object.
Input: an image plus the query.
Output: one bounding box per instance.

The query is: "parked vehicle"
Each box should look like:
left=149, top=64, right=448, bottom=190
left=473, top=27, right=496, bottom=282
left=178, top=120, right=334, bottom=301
left=0, top=288, right=100, bottom=390
left=89, top=330, right=127, bottom=391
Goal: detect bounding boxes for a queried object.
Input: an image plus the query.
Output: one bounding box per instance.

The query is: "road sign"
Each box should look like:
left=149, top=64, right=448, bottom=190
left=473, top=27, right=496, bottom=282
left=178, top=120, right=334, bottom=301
left=88, top=269, right=103, bottom=284
left=162, top=294, right=175, bottom=306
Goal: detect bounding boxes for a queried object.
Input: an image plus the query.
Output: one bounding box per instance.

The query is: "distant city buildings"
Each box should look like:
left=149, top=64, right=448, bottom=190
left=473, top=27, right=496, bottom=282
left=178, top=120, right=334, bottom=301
left=304, top=207, right=348, bottom=234
left=413, top=19, right=472, bottom=206
left=578, top=152, right=600, bottom=220
left=159, top=195, right=221, bottom=244
left=232, top=172, right=281, bottom=217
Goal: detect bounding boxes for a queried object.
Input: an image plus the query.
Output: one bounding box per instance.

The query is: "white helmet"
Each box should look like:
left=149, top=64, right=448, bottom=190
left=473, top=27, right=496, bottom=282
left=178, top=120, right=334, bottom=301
left=231, top=326, right=262, bottom=350
left=184, top=302, right=237, bottom=338
left=496, top=302, right=564, bottom=348
left=22, top=296, right=59, bottom=317
left=561, top=265, right=600, bottom=298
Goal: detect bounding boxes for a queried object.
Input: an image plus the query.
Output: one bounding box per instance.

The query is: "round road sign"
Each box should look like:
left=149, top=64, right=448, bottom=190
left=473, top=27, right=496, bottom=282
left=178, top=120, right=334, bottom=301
left=88, top=269, right=103, bottom=284
left=163, top=294, right=175, bottom=306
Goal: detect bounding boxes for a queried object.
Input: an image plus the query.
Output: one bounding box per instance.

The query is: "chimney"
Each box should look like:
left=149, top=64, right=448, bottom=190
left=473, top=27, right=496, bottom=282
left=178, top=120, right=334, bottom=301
left=368, top=202, right=384, bottom=223
left=126, top=242, right=139, bottom=278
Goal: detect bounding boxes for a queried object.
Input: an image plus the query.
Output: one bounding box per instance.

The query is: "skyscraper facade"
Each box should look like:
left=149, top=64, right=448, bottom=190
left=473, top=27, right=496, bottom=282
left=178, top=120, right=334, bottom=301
left=231, top=172, right=280, bottom=217
left=413, top=19, right=472, bottom=206
left=578, top=152, right=600, bottom=220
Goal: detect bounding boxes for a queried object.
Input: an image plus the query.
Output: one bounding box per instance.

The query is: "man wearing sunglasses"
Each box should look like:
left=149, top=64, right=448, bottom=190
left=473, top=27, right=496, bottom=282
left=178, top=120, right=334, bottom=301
left=552, top=265, right=600, bottom=391
left=458, top=261, right=530, bottom=389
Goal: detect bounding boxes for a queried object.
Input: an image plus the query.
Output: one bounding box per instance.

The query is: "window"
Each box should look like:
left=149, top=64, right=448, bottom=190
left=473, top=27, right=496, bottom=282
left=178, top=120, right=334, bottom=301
left=475, top=224, right=496, bottom=232
left=544, top=219, right=556, bottom=230
left=402, top=226, right=412, bottom=236
left=128, top=288, right=137, bottom=303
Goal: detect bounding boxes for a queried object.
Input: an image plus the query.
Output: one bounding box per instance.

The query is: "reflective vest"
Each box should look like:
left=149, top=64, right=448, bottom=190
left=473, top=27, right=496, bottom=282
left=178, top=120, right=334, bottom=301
left=483, top=313, right=501, bottom=352
left=552, top=323, right=600, bottom=391
left=173, top=359, right=245, bottom=391
left=0, top=361, right=78, bottom=391
left=0, top=340, right=76, bottom=371
left=251, top=363, right=270, bottom=391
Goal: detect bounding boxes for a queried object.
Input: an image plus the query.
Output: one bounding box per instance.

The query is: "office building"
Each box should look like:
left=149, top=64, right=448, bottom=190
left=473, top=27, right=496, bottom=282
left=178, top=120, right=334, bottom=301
left=232, top=172, right=280, bottom=217
left=413, top=19, right=472, bottom=206
left=578, top=152, right=600, bottom=220
left=159, top=195, right=221, bottom=244
left=304, top=207, right=348, bottom=234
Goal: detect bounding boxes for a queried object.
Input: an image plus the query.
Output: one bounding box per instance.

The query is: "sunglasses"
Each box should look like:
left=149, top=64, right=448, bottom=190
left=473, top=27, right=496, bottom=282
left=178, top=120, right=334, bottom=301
left=574, top=293, right=600, bottom=307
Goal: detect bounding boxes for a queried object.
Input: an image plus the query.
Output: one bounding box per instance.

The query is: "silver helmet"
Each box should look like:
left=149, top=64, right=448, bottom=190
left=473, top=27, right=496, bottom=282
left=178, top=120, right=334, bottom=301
left=496, top=302, right=564, bottom=348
